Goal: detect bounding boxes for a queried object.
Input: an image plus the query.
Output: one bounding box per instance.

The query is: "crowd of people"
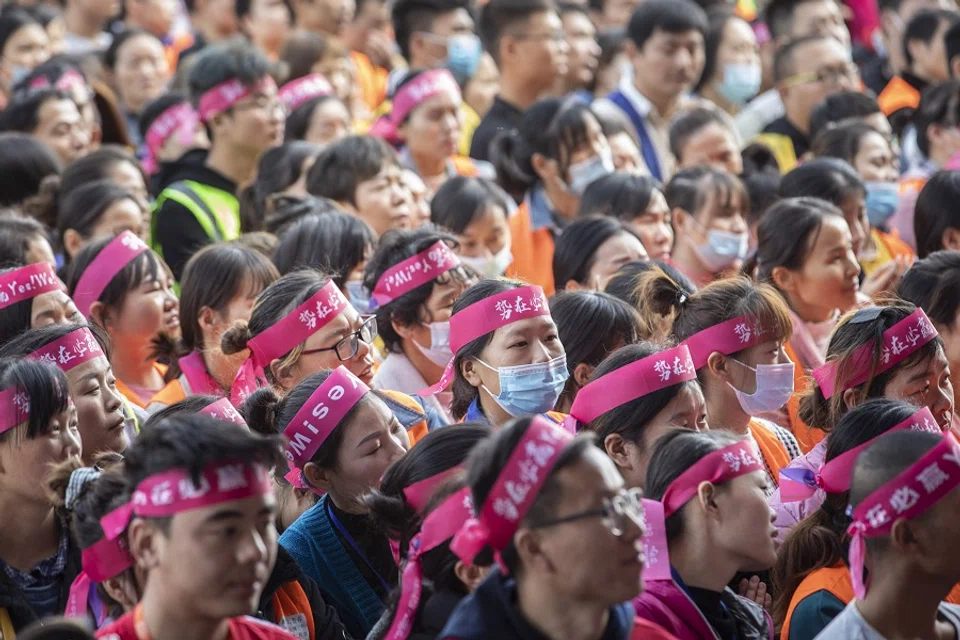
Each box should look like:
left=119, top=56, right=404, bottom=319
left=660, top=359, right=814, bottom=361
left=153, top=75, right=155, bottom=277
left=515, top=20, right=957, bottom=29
left=2, top=0, right=960, bottom=637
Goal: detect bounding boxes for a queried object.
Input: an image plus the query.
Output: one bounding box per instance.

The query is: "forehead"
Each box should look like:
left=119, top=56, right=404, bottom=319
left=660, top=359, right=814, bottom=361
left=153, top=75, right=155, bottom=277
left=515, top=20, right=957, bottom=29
left=38, top=98, right=79, bottom=125
left=793, top=39, right=849, bottom=71
left=553, top=447, right=623, bottom=510
left=341, top=395, right=393, bottom=441
left=792, top=0, right=842, bottom=26
left=563, top=11, right=594, bottom=34
left=649, top=28, right=704, bottom=46
left=723, top=17, right=756, bottom=44
left=491, top=314, right=557, bottom=342
left=172, top=492, right=277, bottom=530
left=66, top=355, right=112, bottom=383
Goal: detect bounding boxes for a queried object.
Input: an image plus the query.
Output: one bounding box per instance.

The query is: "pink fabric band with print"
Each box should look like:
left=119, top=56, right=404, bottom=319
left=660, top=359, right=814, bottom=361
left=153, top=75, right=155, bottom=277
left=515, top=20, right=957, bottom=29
left=780, top=406, right=945, bottom=502
left=197, top=76, right=278, bottom=122
left=65, top=537, right=135, bottom=619
left=0, top=262, right=65, bottom=311
left=279, top=74, right=334, bottom=113
left=638, top=499, right=671, bottom=582
left=420, top=285, right=550, bottom=396
left=386, top=487, right=474, bottom=640
left=200, top=398, right=247, bottom=427
left=231, top=280, right=350, bottom=404
left=72, top=231, right=149, bottom=319
left=29, top=327, right=105, bottom=372
left=813, top=308, right=938, bottom=400
left=682, top=315, right=770, bottom=371
left=371, top=241, right=460, bottom=308
left=847, top=433, right=960, bottom=598
left=568, top=345, right=697, bottom=426
left=661, top=440, right=765, bottom=518
left=0, top=386, right=30, bottom=435
left=403, top=466, right=464, bottom=513
left=450, top=416, right=573, bottom=565
left=143, top=102, right=199, bottom=173
left=369, top=69, right=460, bottom=143
left=29, top=69, right=85, bottom=92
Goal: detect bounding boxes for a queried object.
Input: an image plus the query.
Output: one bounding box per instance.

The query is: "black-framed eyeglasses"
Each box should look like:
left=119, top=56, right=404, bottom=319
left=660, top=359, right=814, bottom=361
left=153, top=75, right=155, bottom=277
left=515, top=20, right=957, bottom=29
left=532, top=487, right=645, bottom=537
left=301, top=316, right=378, bottom=361
left=436, top=264, right=477, bottom=288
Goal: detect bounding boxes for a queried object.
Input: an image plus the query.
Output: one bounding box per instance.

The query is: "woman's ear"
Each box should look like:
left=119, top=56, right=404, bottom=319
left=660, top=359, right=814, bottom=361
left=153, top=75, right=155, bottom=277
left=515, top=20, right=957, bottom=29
left=461, top=358, right=483, bottom=388
left=530, top=152, right=559, bottom=183
left=942, top=227, right=960, bottom=252
left=705, top=351, right=730, bottom=382
left=391, top=315, right=416, bottom=341
left=453, top=560, right=490, bottom=592
left=63, top=229, right=85, bottom=258
left=198, top=306, right=219, bottom=333
left=770, top=265, right=796, bottom=294
left=671, top=207, right=689, bottom=234
left=696, top=481, right=719, bottom=518
left=102, top=574, right=139, bottom=612
left=270, top=357, right=297, bottom=391
left=603, top=433, right=635, bottom=473
left=573, top=361, right=594, bottom=389
left=89, top=301, right=113, bottom=331
left=842, top=387, right=861, bottom=411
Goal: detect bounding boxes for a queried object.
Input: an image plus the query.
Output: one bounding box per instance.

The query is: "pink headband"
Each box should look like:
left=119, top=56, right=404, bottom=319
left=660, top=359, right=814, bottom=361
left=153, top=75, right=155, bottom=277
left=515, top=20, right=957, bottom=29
left=65, top=536, right=134, bottom=620
left=450, top=416, right=573, bottom=567
left=846, top=433, right=960, bottom=599
left=282, top=366, right=368, bottom=488
left=0, top=386, right=30, bottom=435
left=780, top=406, right=944, bottom=502
left=369, top=69, right=460, bottom=144
left=29, top=69, right=86, bottom=92
left=0, top=262, right=65, bottom=311
left=30, top=327, right=105, bottom=372
left=638, top=499, right=671, bottom=582
left=72, top=231, right=150, bottom=319
left=200, top=398, right=248, bottom=427
left=386, top=487, right=474, bottom=640
left=142, top=102, right=199, bottom=174
left=813, top=309, right=938, bottom=400
left=279, top=74, right=334, bottom=113
left=420, top=285, right=550, bottom=396
left=682, top=315, right=771, bottom=370
left=371, top=241, right=460, bottom=308
left=197, top=76, right=278, bottom=122
left=230, top=281, right=350, bottom=404
left=661, top=440, right=765, bottom=518
left=567, top=345, right=697, bottom=427
left=100, top=461, right=273, bottom=542
left=403, top=466, right=464, bottom=513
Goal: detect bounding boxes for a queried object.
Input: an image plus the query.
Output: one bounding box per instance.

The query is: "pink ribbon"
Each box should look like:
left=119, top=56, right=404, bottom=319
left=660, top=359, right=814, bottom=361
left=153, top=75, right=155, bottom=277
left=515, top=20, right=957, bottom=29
left=450, top=416, right=573, bottom=567
left=72, top=231, right=149, bottom=319
left=568, top=345, right=697, bottom=426
left=142, top=102, right=199, bottom=174
left=64, top=529, right=135, bottom=620
left=813, top=309, right=938, bottom=400
left=682, top=315, right=772, bottom=371
left=371, top=241, right=460, bottom=308
left=0, top=386, right=30, bottom=435
left=279, top=73, right=334, bottom=113
left=29, top=327, right=105, bottom=372
left=178, top=351, right=224, bottom=397
left=200, top=397, right=247, bottom=427
left=230, top=280, right=349, bottom=405
left=419, top=285, right=550, bottom=396
left=386, top=488, right=475, bottom=640
left=197, top=76, right=278, bottom=123
left=661, top=440, right=765, bottom=518
left=846, top=433, right=960, bottom=598
left=779, top=406, right=945, bottom=502
left=402, top=466, right=464, bottom=513
left=369, top=69, right=460, bottom=145
left=29, top=69, right=86, bottom=92
left=0, top=262, right=66, bottom=311
left=638, top=499, right=671, bottom=582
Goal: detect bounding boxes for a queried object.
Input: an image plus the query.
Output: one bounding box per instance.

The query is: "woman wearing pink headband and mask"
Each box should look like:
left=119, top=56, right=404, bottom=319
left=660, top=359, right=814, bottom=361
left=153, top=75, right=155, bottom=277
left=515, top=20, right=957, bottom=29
left=370, top=68, right=489, bottom=197
left=635, top=429, right=777, bottom=639
left=0, top=261, right=82, bottom=344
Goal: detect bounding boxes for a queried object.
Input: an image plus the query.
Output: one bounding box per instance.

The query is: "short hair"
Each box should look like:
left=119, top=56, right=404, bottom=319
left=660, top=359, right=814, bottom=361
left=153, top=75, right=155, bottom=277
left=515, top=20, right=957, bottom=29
left=0, top=7, right=41, bottom=54
left=306, top=135, right=400, bottom=206
left=0, top=132, right=60, bottom=207
left=274, top=211, right=375, bottom=290
left=773, top=33, right=833, bottom=84
left=552, top=216, right=644, bottom=289
left=810, top=121, right=884, bottom=165
left=913, top=80, right=960, bottom=157
left=898, top=250, right=960, bottom=329
left=238, top=141, right=320, bottom=231
left=946, top=21, right=960, bottom=75
left=779, top=157, right=865, bottom=206
left=903, top=9, right=960, bottom=69
left=627, top=0, right=707, bottom=51
left=392, top=0, right=472, bottom=61
left=0, top=358, right=71, bottom=441
left=578, top=171, right=660, bottom=220
left=808, top=90, right=883, bottom=141
left=186, top=40, right=272, bottom=105
left=765, top=0, right=838, bottom=40
left=0, top=88, right=71, bottom=134
left=430, top=176, right=514, bottom=234
left=914, top=171, right=960, bottom=258
left=0, top=212, right=48, bottom=268
left=280, top=31, right=342, bottom=83
left=479, top=0, right=556, bottom=65
left=668, top=106, right=731, bottom=160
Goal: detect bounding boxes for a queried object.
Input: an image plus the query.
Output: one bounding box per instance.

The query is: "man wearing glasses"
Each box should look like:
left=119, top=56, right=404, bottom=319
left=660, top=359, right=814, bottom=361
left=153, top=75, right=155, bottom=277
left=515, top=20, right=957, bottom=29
left=756, top=34, right=859, bottom=172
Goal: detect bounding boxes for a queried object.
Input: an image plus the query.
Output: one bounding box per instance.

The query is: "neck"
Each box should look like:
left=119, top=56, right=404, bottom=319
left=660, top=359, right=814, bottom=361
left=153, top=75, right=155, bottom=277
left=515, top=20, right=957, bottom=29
left=140, top=584, right=231, bottom=640
left=856, top=566, right=954, bottom=640
left=930, top=144, right=954, bottom=168
left=671, top=243, right=715, bottom=287
left=516, top=575, right=612, bottom=640
left=111, top=342, right=164, bottom=392
left=699, top=85, right=738, bottom=116
left=670, top=533, right=738, bottom=593
left=499, top=75, right=542, bottom=111
left=400, top=340, right=444, bottom=386
left=0, top=493, right=58, bottom=570
left=785, top=291, right=834, bottom=324
left=632, top=77, right=677, bottom=118
left=478, top=389, right=513, bottom=428
left=784, top=110, right=809, bottom=136
left=63, top=5, right=103, bottom=39
left=704, top=380, right=751, bottom=436
left=200, top=346, right=234, bottom=392
left=328, top=489, right=368, bottom=515
left=206, top=142, right=257, bottom=185
left=410, top=150, right=447, bottom=180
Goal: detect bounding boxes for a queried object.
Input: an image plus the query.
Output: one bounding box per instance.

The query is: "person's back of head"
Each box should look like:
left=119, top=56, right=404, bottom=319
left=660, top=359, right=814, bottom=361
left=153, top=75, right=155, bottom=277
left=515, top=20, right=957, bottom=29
left=0, top=132, right=60, bottom=208
left=898, top=250, right=960, bottom=329
left=914, top=170, right=960, bottom=258
left=808, top=90, right=884, bottom=141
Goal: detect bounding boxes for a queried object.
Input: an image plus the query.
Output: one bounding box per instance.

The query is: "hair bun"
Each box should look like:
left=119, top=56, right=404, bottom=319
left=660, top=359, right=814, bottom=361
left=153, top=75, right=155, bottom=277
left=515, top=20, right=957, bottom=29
left=220, top=321, right=254, bottom=355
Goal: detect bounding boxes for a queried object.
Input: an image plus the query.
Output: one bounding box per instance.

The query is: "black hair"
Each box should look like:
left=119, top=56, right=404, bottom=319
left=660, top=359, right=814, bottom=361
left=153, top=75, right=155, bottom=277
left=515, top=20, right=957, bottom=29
left=138, top=92, right=189, bottom=145
left=695, top=9, right=741, bottom=94
left=779, top=157, right=864, bottom=206
left=808, top=91, right=883, bottom=142
left=913, top=80, right=960, bottom=158
left=740, top=145, right=782, bottom=227
left=365, top=423, right=491, bottom=553
left=24, top=4, right=60, bottom=28
left=0, top=357, right=71, bottom=442
left=430, top=176, right=513, bottom=235
left=664, top=165, right=749, bottom=223
left=596, top=27, right=626, bottom=72
left=0, top=322, right=113, bottom=363
left=65, top=233, right=164, bottom=316
left=0, top=7, right=41, bottom=54
left=604, top=260, right=696, bottom=326
left=263, top=194, right=343, bottom=236
left=306, top=135, right=400, bottom=206
left=142, top=394, right=224, bottom=430
left=235, top=0, right=292, bottom=22
left=279, top=31, right=341, bottom=83
left=274, top=211, right=375, bottom=290
left=465, top=416, right=597, bottom=574
left=810, top=121, right=885, bottom=166
left=0, top=212, right=49, bottom=269
left=0, top=88, right=72, bottom=134
left=645, top=429, right=740, bottom=539
left=478, top=0, right=557, bottom=65
left=284, top=95, right=346, bottom=143
left=773, top=34, right=832, bottom=84
left=392, top=0, right=473, bottom=61
left=903, top=9, right=959, bottom=69
left=753, top=197, right=846, bottom=286
left=550, top=290, right=642, bottom=410
left=18, top=620, right=96, bottom=640
left=362, top=226, right=459, bottom=354
left=103, top=29, right=159, bottom=70
left=449, top=278, right=528, bottom=420
left=947, top=20, right=960, bottom=75
left=0, top=132, right=61, bottom=207
left=765, top=0, right=838, bottom=40
left=914, top=171, right=960, bottom=259
left=552, top=216, right=644, bottom=290
left=578, top=172, right=660, bottom=221
left=238, top=141, right=320, bottom=232
left=491, top=97, right=597, bottom=197
left=186, top=40, right=272, bottom=106
left=627, top=0, right=707, bottom=51
left=668, top=106, right=733, bottom=162
left=55, top=180, right=140, bottom=255
left=898, top=251, right=960, bottom=329
left=60, top=145, right=147, bottom=204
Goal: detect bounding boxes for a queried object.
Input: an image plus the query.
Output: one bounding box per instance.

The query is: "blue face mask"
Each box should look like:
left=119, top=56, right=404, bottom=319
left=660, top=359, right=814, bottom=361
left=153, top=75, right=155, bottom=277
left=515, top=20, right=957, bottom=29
left=716, top=62, right=761, bottom=106
left=694, top=228, right=750, bottom=273
left=346, top=280, right=371, bottom=314
left=864, top=181, right=899, bottom=229
left=567, top=148, right=615, bottom=195
left=478, top=354, right=569, bottom=417
left=446, top=34, right=482, bottom=80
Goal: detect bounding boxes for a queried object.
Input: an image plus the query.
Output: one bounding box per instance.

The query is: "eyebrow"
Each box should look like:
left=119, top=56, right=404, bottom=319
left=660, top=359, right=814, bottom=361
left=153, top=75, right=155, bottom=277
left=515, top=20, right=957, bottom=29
left=355, top=431, right=382, bottom=449
left=203, top=510, right=244, bottom=524
left=76, top=372, right=101, bottom=384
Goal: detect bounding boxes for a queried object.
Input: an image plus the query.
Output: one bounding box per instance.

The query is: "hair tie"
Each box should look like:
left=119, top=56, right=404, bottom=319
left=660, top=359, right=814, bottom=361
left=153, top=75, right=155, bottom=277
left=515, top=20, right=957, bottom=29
left=65, top=467, right=102, bottom=510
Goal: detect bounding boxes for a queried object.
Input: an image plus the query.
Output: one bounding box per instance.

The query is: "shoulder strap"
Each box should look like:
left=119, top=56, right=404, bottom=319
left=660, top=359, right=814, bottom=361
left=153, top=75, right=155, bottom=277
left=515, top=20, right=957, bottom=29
left=165, top=181, right=225, bottom=241
left=607, top=91, right=663, bottom=181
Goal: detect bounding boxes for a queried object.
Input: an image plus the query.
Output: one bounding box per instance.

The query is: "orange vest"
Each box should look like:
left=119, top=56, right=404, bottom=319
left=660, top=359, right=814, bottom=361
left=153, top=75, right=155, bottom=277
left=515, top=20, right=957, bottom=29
left=876, top=229, right=915, bottom=262
left=506, top=202, right=556, bottom=295
left=116, top=363, right=169, bottom=409
left=878, top=76, right=920, bottom=117
left=382, top=389, right=430, bottom=445
left=165, top=32, right=194, bottom=71
left=749, top=419, right=792, bottom=486
left=272, top=580, right=316, bottom=640
left=451, top=155, right=479, bottom=177
left=350, top=51, right=388, bottom=113
left=147, top=376, right=188, bottom=412
left=784, top=341, right=825, bottom=454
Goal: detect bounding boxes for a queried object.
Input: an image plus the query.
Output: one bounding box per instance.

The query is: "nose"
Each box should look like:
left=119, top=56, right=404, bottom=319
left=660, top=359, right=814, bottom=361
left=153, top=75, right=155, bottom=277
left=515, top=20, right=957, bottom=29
left=63, top=427, right=82, bottom=460
left=731, top=214, right=749, bottom=234
left=104, top=382, right=124, bottom=415
left=934, top=381, right=954, bottom=418
left=385, top=431, right=407, bottom=461
left=236, top=526, right=269, bottom=565
left=163, top=289, right=178, bottom=311
left=354, top=337, right=372, bottom=362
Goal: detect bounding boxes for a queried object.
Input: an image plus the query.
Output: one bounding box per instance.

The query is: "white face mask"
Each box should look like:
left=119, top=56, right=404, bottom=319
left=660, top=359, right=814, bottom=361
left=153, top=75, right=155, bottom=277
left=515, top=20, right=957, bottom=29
left=728, top=359, right=795, bottom=415
left=413, top=321, right=453, bottom=367
left=460, top=243, right=513, bottom=278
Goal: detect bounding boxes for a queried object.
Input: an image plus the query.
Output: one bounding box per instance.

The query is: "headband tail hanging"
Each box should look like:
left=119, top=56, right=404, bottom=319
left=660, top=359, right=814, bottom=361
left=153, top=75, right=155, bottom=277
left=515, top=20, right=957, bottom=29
left=449, top=518, right=489, bottom=565
left=848, top=524, right=868, bottom=599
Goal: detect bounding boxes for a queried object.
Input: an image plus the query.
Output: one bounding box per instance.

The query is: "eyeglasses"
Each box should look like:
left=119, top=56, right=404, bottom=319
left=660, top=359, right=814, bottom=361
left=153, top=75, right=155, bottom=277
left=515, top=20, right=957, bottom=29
left=301, top=316, right=378, bottom=361
left=512, top=30, right=566, bottom=43
left=781, top=62, right=859, bottom=88
left=533, top=487, right=645, bottom=537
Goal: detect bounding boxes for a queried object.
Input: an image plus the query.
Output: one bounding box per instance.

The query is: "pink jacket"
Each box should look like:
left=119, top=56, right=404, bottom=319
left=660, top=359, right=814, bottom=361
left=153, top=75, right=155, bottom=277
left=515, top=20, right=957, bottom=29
left=768, top=440, right=827, bottom=544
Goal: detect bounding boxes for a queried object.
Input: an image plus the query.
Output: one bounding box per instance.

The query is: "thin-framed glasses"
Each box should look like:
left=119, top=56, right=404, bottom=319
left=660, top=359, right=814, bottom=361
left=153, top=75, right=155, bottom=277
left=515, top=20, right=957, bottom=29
left=301, top=316, right=378, bottom=361
left=532, top=487, right=645, bottom=537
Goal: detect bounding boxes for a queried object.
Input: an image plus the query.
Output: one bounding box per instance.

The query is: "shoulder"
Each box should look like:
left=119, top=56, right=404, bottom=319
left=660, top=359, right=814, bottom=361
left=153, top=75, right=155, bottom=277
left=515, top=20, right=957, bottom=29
left=788, top=590, right=848, bottom=640
left=813, top=601, right=869, bottom=640
left=631, top=617, right=680, bottom=640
